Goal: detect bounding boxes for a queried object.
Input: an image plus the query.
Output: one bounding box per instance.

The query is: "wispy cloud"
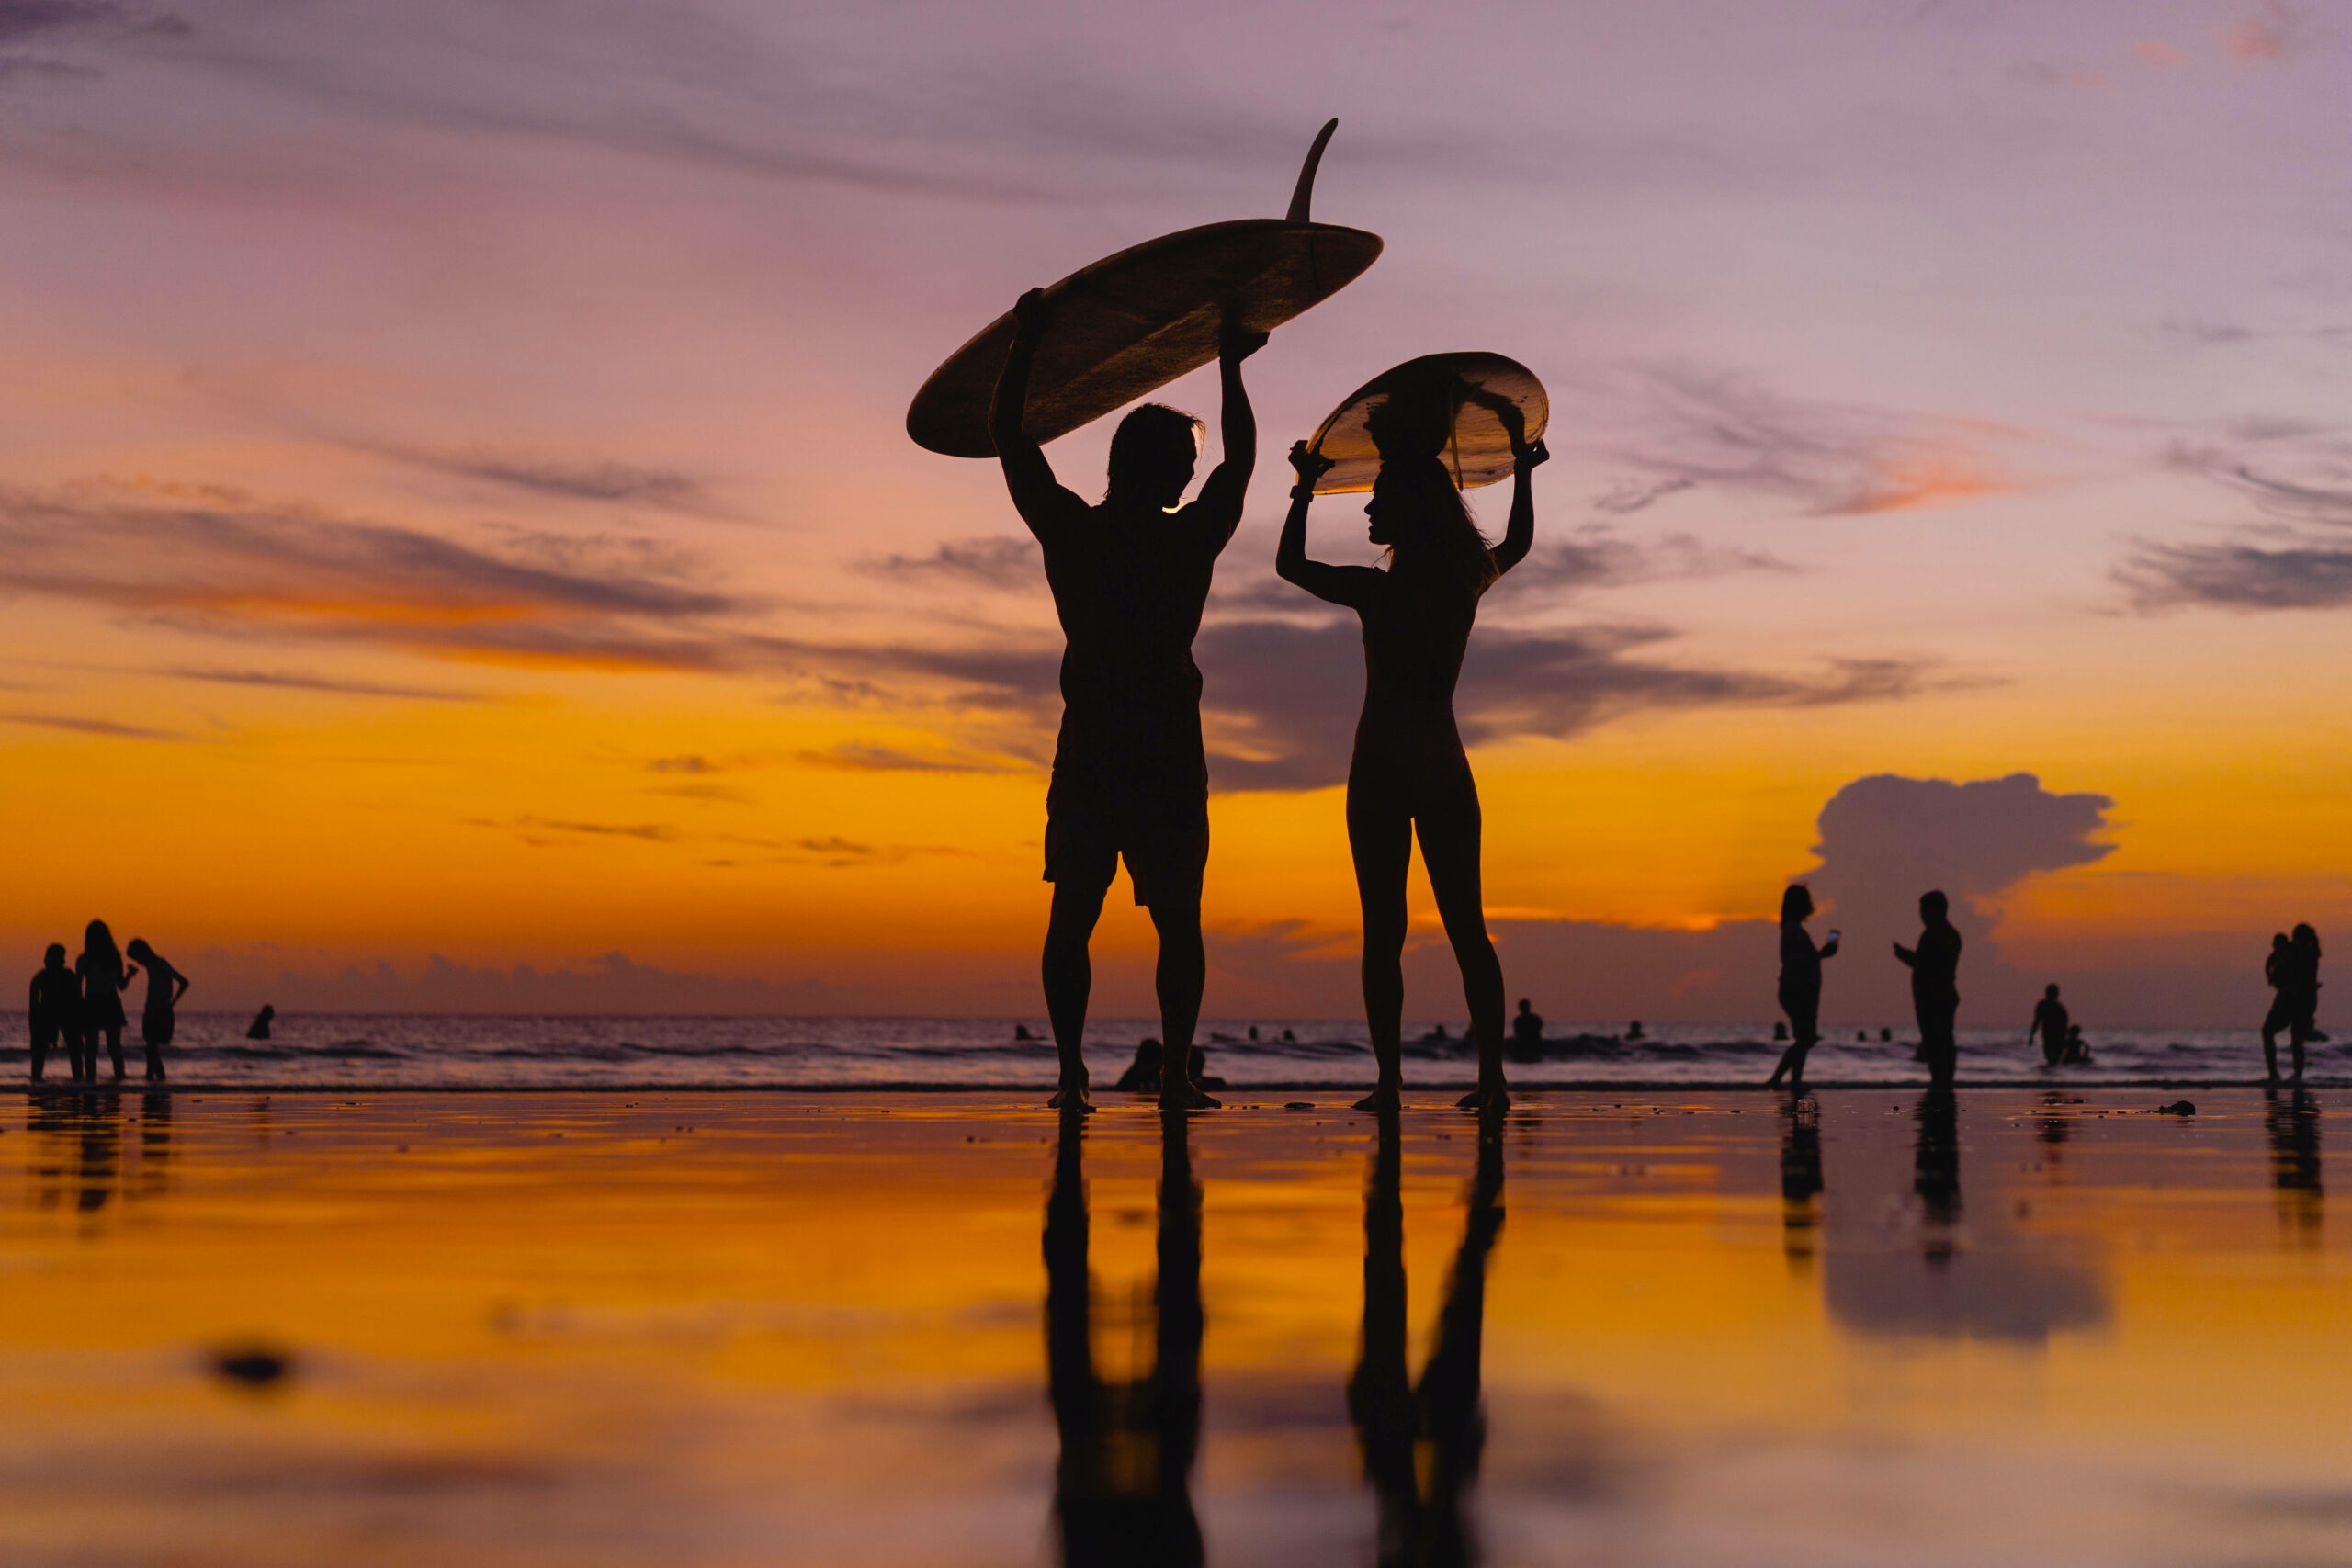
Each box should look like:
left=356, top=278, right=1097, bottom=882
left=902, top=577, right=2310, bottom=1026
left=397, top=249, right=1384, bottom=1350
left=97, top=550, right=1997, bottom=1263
left=2165, top=430, right=2352, bottom=527
left=161, top=666, right=481, bottom=701
left=1603, top=367, right=2010, bottom=518
left=0, top=479, right=760, bottom=671
left=2, top=710, right=184, bottom=740
left=2116, top=536, right=2352, bottom=613
left=358, top=442, right=725, bottom=515
left=854, top=536, right=1043, bottom=592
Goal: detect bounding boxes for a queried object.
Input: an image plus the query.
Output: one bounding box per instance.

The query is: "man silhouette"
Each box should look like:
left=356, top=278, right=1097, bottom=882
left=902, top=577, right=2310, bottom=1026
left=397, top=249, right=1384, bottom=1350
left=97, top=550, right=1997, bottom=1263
left=991, top=288, right=1265, bottom=1111
left=28, top=944, right=82, bottom=1084
left=1894, top=890, right=1963, bottom=1087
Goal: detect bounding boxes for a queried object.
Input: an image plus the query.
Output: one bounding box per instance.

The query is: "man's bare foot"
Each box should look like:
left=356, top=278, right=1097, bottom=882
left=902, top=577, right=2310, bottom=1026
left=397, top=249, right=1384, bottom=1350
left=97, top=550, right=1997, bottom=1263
left=1455, top=1080, right=1510, bottom=1112
left=1351, top=1083, right=1403, bottom=1112
left=1046, top=1082, right=1094, bottom=1112
left=1159, top=1079, right=1221, bottom=1111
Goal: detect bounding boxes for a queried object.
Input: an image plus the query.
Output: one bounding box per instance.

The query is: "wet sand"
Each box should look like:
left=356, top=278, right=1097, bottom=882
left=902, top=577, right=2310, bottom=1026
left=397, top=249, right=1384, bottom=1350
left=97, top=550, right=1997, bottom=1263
left=3, top=1087, right=2348, bottom=1565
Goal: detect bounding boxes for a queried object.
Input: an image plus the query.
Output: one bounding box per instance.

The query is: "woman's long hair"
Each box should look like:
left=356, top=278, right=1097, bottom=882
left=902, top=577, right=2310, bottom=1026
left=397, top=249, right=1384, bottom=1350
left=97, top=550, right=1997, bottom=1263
left=83, top=919, right=119, bottom=970
left=1366, top=390, right=1498, bottom=592
left=1781, top=885, right=1815, bottom=925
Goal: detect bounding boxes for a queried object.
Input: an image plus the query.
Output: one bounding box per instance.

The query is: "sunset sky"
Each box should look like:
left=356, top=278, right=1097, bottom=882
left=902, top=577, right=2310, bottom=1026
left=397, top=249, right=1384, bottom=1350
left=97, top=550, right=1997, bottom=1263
left=3, top=0, right=2346, bottom=1024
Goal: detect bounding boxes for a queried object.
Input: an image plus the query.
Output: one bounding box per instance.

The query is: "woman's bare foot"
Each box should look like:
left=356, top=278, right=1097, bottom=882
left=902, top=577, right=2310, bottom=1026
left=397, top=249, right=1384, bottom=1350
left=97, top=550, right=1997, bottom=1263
left=1046, top=1081, right=1095, bottom=1112
left=1351, top=1082, right=1403, bottom=1113
left=1159, top=1078, right=1221, bottom=1111
left=1455, top=1079, right=1510, bottom=1112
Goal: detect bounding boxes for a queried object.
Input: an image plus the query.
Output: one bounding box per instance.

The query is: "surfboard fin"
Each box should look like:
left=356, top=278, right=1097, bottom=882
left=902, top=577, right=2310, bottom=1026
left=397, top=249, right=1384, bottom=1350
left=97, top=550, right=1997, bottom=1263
left=1285, top=118, right=1340, bottom=223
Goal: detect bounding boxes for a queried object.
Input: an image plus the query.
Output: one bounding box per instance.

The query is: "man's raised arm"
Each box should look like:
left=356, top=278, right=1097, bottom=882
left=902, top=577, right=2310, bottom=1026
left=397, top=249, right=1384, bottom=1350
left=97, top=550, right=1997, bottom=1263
left=989, top=288, right=1086, bottom=539
left=1190, top=321, right=1269, bottom=545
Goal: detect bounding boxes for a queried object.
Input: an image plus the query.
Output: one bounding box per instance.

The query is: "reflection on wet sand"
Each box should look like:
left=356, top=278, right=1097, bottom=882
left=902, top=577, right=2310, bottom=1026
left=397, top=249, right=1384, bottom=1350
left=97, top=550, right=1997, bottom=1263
left=1045, top=1109, right=1203, bottom=1567
left=1351, top=1108, right=1504, bottom=1567
left=1777, top=1091, right=1823, bottom=1274
left=23, top=1089, right=174, bottom=1221
left=2264, top=1086, right=2323, bottom=1244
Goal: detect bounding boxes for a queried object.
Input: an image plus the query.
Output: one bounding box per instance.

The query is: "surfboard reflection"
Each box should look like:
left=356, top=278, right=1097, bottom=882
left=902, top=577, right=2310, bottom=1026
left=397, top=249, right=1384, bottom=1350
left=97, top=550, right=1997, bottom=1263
left=1351, top=1108, right=1504, bottom=1567
left=1043, top=1111, right=1204, bottom=1568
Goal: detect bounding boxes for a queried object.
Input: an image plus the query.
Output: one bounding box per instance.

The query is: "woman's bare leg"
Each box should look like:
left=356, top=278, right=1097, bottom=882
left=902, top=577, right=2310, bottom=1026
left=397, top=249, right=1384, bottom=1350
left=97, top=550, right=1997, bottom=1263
left=1348, top=762, right=1414, bottom=1111
left=1414, top=773, right=1507, bottom=1111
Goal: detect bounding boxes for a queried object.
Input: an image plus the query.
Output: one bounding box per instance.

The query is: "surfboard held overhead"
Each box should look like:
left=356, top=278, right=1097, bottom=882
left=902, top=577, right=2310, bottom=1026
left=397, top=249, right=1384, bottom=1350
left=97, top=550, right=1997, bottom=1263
left=906, top=120, right=1383, bottom=459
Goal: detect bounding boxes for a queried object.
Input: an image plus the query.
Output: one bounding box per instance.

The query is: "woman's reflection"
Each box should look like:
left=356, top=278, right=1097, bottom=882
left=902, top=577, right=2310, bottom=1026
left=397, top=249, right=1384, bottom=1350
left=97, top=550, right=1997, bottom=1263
left=1778, top=1090, right=1824, bottom=1274
left=1043, top=1109, right=1204, bottom=1568
left=1350, top=1107, right=1505, bottom=1567
left=2264, top=1086, right=2322, bottom=1245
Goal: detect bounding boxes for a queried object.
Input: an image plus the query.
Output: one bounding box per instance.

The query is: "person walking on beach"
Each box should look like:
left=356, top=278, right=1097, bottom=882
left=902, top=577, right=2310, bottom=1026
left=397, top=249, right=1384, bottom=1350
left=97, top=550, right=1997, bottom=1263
left=123, top=939, right=187, bottom=1082
left=28, top=944, right=84, bottom=1084
left=75, top=920, right=135, bottom=1083
left=1894, top=891, right=1963, bottom=1087
left=1279, top=387, right=1544, bottom=1113
left=1767, top=884, right=1839, bottom=1091
left=2028, top=983, right=2071, bottom=1068
left=992, top=288, right=1266, bottom=1112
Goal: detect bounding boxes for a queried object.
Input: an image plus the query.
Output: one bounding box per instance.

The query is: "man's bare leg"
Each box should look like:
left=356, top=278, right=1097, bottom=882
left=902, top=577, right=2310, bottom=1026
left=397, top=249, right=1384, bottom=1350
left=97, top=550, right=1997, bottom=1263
left=1150, top=896, right=1217, bottom=1110
left=1043, top=874, right=1112, bottom=1111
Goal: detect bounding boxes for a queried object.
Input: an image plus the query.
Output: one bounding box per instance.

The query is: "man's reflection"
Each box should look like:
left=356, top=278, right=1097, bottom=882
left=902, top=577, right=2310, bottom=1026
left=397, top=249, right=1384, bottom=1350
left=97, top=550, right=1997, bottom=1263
left=1778, top=1091, right=1824, bottom=1274
left=1044, top=1109, right=1203, bottom=1568
left=1913, top=1088, right=1961, bottom=1264
left=2264, top=1086, right=2322, bottom=1244
left=139, top=1089, right=173, bottom=1198
left=1351, top=1107, right=1505, bottom=1568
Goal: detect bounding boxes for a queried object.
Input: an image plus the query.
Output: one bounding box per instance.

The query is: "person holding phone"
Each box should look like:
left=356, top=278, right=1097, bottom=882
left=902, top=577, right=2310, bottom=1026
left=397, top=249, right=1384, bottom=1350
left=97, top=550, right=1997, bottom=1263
left=1767, top=885, right=1839, bottom=1091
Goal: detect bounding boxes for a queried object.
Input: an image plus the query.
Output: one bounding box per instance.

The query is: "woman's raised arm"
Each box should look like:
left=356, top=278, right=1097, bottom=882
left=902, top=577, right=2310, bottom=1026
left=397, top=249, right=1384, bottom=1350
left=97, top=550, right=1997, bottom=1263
left=1275, top=442, right=1373, bottom=607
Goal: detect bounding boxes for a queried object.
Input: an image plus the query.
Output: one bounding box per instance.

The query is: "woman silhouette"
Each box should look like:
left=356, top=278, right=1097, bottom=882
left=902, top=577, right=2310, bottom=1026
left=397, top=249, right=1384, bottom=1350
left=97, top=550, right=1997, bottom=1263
left=1766, top=884, right=1838, bottom=1090
left=76, top=919, right=135, bottom=1082
left=1279, top=388, right=1544, bottom=1111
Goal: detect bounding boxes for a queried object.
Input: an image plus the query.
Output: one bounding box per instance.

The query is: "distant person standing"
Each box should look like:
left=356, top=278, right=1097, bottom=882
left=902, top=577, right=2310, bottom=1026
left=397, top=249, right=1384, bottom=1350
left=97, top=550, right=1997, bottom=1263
left=76, top=920, right=135, bottom=1083
left=1767, top=885, right=1839, bottom=1091
left=28, top=944, right=83, bottom=1084
left=2261, top=932, right=2294, bottom=1078
left=124, top=939, right=187, bottom=1082
left=246, top=1005, right=275, bottom=1041
left=2028, top=984, right=2071, bottom=1068
left=1894, top=891, right=1963, bottom=1087
left=1511, top=998, right=1544, bottom=1048
left=2267, top=924, right=2324, bottom=1083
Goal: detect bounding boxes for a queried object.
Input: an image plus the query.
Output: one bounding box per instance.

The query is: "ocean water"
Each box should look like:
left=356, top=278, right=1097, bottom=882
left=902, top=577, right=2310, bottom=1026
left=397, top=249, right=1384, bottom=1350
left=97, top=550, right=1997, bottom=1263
left=2, top=1012, right=2327, bottom=1089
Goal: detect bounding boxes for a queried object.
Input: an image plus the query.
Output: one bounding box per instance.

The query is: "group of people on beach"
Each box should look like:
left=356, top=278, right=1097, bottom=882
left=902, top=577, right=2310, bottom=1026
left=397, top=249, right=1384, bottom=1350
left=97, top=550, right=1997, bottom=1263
left=26, top=921, right=187, bottom=1083
left=991, top=295, right=2332, bottom=1111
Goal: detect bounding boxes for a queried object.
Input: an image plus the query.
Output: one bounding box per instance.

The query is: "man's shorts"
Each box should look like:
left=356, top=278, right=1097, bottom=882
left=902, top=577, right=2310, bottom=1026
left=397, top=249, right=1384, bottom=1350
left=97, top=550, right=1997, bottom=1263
left=1045, top=784, right=1209, bottom=908
left=142, top=1010, right=175, bottom=1048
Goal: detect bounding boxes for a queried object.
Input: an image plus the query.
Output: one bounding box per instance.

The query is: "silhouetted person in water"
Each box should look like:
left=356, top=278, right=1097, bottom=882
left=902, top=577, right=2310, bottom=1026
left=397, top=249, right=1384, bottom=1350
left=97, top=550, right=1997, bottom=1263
left=1351, top=1103, right=1503, bottom=1566
left=2263, top=1084, right=2322, bottom=1243
left=76, top=920, right=134, bottom=1083
left=994, top=289, right=1266, bottom=1112
left=123, top=940, right=186, bottom=1082
left=1766, top=884, right=1839, bottom=1090
left=1043, top=1108, right=1204, bottom=1567
left=1894, top=891, right=1962, bottom=1087
left=2063, top=1023, right=2092, bottom=1066
left=29, top=943, right=84, bottom=1084
left=1509, top=998, right=1544, bottom=1061
left=246, top=1005, right=275, bottom=1042
left=2265, top=925, right=2324, bottom=1082
left=2029, top=983, right=2071, bottom=1068
left=1280, top=389, right=1545, bottom=1113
